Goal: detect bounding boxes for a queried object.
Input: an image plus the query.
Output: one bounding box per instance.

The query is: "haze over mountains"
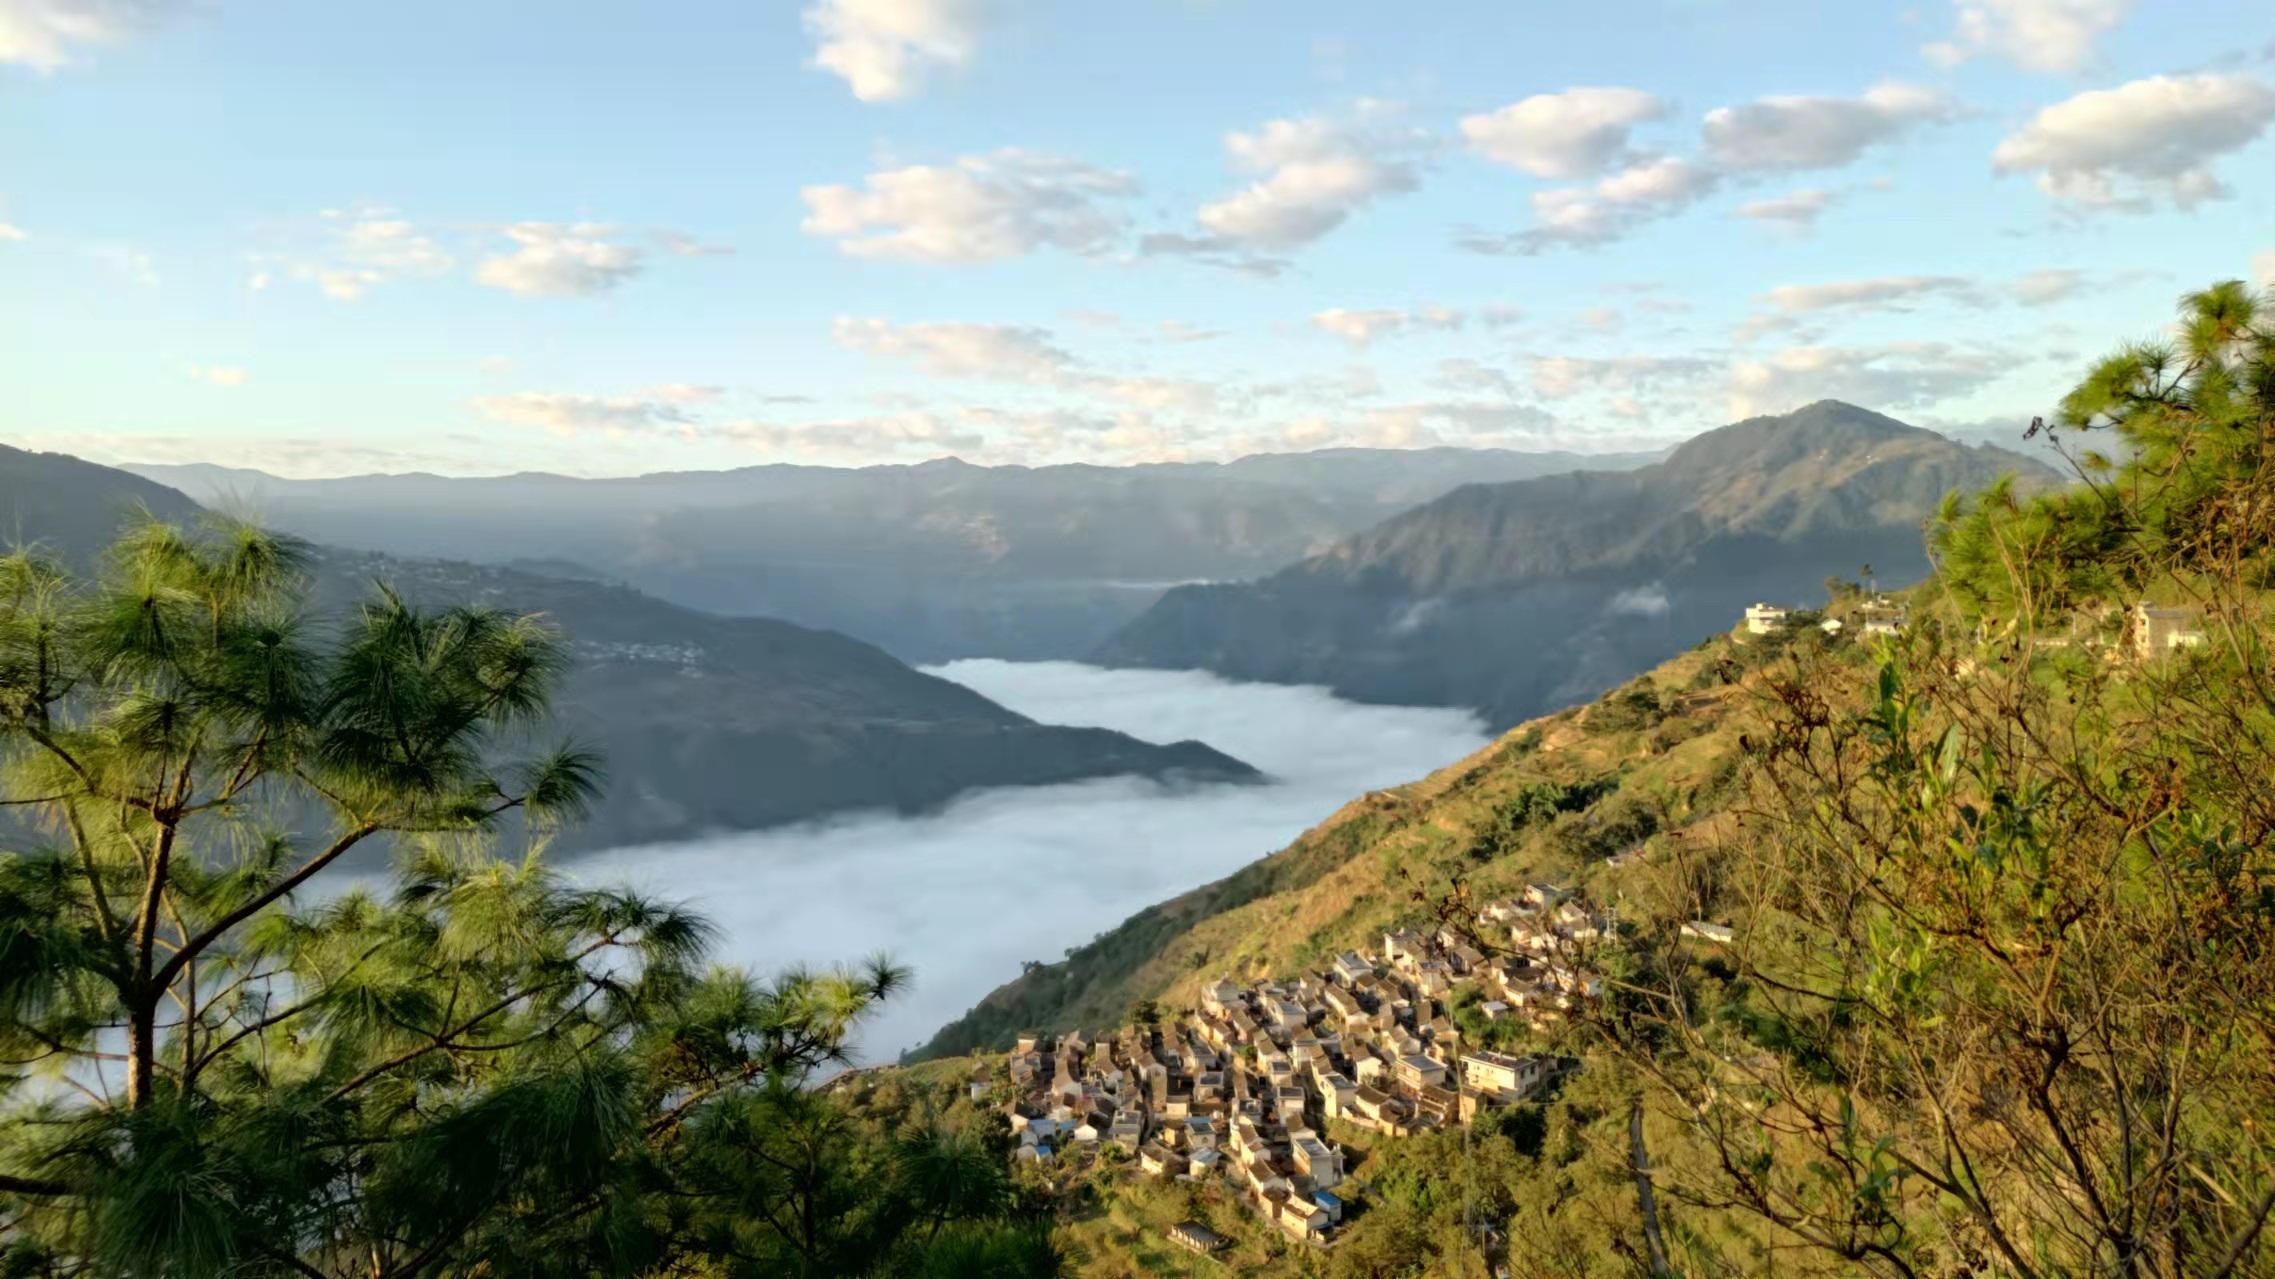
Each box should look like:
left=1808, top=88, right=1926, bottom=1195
left=13, top=402, right=2063, bottom=853
left=0, top=443, right=1257, bottom=851
left=127, top=447, right=1661, bottom=663
left=1098, top=401, right=2063, bottom=726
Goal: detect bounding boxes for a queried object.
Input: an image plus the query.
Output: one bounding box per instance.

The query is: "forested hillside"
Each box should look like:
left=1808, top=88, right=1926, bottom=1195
left=1098, top=401, right=2061, bottom=726
left=920, top=284, right=2275, bottom=1279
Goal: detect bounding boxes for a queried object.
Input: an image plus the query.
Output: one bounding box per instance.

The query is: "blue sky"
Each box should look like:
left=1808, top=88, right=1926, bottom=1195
left=3, top=0, right=2272, bottom=476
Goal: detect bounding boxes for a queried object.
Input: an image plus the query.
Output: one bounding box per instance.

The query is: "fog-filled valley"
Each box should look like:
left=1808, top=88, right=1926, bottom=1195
left=14, top=3, right=2275, bottom=1269
left=569, top=660, right=1491, bottom=1060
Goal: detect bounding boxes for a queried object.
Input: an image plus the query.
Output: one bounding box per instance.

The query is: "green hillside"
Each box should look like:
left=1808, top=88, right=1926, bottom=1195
left=1096, top=401, right=2062, bottom=726
left=915, top=285, right=2275, bottom=1279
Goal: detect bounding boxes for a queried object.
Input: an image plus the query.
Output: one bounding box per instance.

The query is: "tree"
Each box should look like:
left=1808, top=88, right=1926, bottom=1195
left=1592, top=281, right=2275, bottom=1279
left=0, top=519, right=1055, bottom=1278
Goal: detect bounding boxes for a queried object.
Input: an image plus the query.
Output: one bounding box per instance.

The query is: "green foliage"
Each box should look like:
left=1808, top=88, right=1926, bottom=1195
left=1589, top=675, right=1671, bottom=733
left=0, top=518, right=1059, bottom=1279
left=1467, top=776, right=1618, bottom=863
left=1596, top=280, right=2275, bottom=1279
left=1934, top=279, right=2275, bottom=625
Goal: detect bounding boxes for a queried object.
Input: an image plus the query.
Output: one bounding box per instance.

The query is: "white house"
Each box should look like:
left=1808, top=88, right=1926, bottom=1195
left=1745, top=603, right=1790, bottom=635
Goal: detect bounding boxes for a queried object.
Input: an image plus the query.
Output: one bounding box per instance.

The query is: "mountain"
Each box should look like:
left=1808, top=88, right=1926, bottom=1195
left=1096, top=401, right=2064, bottom=726
left=316, top=552, right=1256, bottom=853
left=0, top=442, right=205, bottom=562
left=2, top=448, right=1257, bottom=852
left=124, top=447, right=1661, bottom=663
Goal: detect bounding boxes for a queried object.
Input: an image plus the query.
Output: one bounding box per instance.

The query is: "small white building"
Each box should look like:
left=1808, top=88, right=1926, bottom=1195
left=1682, top=920, right=1736, bottom=945
left=1745, top=603, right=1790, bottom=635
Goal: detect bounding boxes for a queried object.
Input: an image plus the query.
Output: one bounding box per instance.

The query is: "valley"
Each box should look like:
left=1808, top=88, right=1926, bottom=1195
left=12, top=6, right=2272, bottom=1274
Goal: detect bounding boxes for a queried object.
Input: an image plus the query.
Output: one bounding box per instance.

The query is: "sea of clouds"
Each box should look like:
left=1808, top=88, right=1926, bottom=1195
left=572, top=661, right=1491, bottom=1061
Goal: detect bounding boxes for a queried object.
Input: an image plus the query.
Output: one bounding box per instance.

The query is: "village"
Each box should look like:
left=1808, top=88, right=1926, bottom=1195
left=984, top=882, right=1618, bottom=1252
left=977, top=595, right=2214, bottom=1257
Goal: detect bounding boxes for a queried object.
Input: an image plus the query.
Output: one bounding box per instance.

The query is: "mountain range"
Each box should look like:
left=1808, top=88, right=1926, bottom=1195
left=0, top=443, right=1257, bottom=851
left=16, top=402, right=2059, bottom=849
left=1096, top=401, right=2063, bottom=726
left=126, top=447, right=1662, bottom=663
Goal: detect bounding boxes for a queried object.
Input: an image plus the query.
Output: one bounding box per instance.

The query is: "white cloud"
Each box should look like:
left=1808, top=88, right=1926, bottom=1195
left=803, top=0, right=1002, bottom=102
left=1459, top=87, right=1669, bottom=178
left=473, top=389, right=706, bottom=436
left=1468, top=155, right=1718, bottom=254
left=1433, top=358, right=1519, bottom=397
left=652, top=229, right=734, bottom=257
left=718, top=412, right=989, bottom=459
left=0, top=0, right=165, bottom=69
left=0, top=222, right=25, bottom=241
left=1702, top=82, right=1956, bottom=173
left=1531, top=354, right=1717, bottom=400
left=1177, top=101, right=1428, bottom=255
left=2255, top=250, right=2275, bottom=288
left=1157, top=320, right=1221, bottom=344
left=1924, top=0, right=2132, bottom=74
left=1761, top=275, right=1982, bottom=313
left=187, top=365, right=247, bottom=387
left=269, top=210, right=455, bottom=301
left=2013, top=268, right=2085, bottom=305
left=831, top=317, right=1076, bottom=381
left=1735, top=187, right=1838, bottom=234
left=1311, top=305, right=1462, bottom=346
left=475, top=223, right=645, bottom=297
left=1577, top=305, right=1623, bottom=334
left=1729, top=342, right=2010, bottom=418
left=1084, top=376, right=1220, bottom=415
left=1992, top=74, right=2275, bottom=211
left=1607, top=584, right=1671, bottom=617
left=648, top=383, right=725, bottom=405
left=1320, top=400, right=1563, bottom=449
left=802, top=149, right=1138, bottom=263
left=827, top=317, right=1224, bottom=421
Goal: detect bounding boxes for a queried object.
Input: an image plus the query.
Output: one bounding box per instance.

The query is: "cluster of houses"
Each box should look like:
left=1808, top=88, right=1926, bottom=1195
left=1745, top=597, right=1906, bottom=640
left=988, top=884, right=1615, bottom=1246
left=1748, top=597, right=2211, bottom=663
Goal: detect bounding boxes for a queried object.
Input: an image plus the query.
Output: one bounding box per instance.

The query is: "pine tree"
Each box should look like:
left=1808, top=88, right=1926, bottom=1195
left=0, top=519, right=1052, bottom=1278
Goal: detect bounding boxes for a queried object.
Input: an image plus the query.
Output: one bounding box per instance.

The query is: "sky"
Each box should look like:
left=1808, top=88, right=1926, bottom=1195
left=3, top=0, right=2273, bottom=477
left=573, top=659, right=1491, bottom=1061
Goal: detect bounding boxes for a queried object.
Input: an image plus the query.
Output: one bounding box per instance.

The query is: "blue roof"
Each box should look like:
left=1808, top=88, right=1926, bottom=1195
left=1315, top=1192, right=1343, bottom=1208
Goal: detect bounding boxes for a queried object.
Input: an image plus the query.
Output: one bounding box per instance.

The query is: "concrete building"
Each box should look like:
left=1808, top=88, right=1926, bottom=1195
left=2128, top=602, right=2207, bottom=660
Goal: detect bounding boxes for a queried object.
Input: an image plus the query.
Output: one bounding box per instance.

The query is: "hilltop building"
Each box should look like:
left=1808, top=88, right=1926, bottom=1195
left=1745, top=603, right=1790, bottom=635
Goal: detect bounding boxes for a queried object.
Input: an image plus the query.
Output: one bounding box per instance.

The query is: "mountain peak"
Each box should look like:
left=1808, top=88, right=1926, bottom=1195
left=1666, top=399, right=1933, bottom=474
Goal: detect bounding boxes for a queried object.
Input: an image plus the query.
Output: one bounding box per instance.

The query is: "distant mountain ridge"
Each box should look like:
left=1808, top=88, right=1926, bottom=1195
left=1096, top=402, right=2064, bottom=726
left=0, top=445, right=1257, bottom=852
left=125, top=447, right=1664, bottom=663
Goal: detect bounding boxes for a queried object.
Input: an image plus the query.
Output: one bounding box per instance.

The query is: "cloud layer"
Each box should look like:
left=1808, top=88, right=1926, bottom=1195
left=571, top=661, right=1492, bottom=1060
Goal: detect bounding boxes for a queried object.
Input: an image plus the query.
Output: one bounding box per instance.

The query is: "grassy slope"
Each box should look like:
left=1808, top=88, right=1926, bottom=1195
left=915, top=620, right=1792, bottom=1062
